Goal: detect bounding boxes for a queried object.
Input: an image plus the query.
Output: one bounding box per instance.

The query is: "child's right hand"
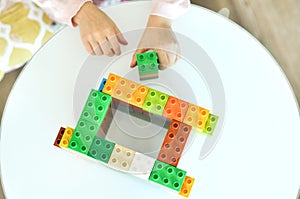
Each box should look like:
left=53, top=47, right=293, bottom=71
left=72, top=2, right=128, bottom=56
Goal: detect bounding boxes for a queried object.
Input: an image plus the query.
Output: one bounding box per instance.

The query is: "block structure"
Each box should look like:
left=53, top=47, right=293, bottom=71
left=129, top=85, right=149, bottom=108
left=149, top=160, right=187, bottom=191
left=87, top=136, right=115, bottom=163
left=163, top=96, right=189, bottom=122
left=136, top=51, right=159, bottom=80
left=108, top=144, right=136, bottom=171
left=183, top=104, right=210, bottom=131
left=68, top=89, right=112, bottom=154
left=179, top=176, right=195, bottom=198
left=59, top=127, right=74, bottom=148
left=157, top=120, right=192, bottom=167
left=142, top=88, right=169, bottom=116
left=203, top=114, right=219, bottom=135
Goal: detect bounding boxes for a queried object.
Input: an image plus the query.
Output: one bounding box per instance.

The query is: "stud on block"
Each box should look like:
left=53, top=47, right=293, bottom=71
left=142, top=88, right=169, bottom=116
left=179, top=176, right=195, bottom=198
left=98, top=78, right=107, bottom=92
left=183, top=104, right=210, bottom=131
left=163, top=96, right=189, bottom=122
left=129, top=152, right=156, bottom=180
left=59, top=127, right=74, bottom=148
left=149, top=160, right=187, bottom=191
left=157, top=121, right=191, bottom=167
left=54, top=127, right=65, bottom=147
left=136, top=51, right=159, bottom=80
left=108, top=144, right=136, bottom=171
left=87, top=136, right=115, bottom=163
left=203, top=113, right=219, bottom=136
left=102, top=73, right=121, bottom=96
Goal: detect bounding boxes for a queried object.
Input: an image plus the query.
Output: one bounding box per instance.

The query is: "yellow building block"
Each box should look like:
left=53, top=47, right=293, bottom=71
left=112, top=77, right=140, bottom=103
left=102, top=73, right=121, bottom=96
left=129, top=85, right=150, bottom=108
left=179, top=176, right=195, bottom=198
left=183, top=104, right=210, bottom=131
left=59, top=127, right=74, bottom=148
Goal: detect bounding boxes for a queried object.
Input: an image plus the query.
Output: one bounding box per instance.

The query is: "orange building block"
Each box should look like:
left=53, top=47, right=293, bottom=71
left=163, top=96, right=189, bottom=122
left=129, top=85, right=149, bottom=108
left=102, top=73, right=121, bottom=96
left=112, top=77, right=140, bottom=103
left=59, top=127, right=74, bottom=148
left=157, top=120, right=191, bottom=167
left=183, top=104, right=210, bottom=131
left=179, top=176, right=195, bottom=198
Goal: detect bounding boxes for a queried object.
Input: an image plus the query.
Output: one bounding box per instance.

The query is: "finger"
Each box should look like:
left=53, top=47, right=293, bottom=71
left=100, top=39, right=114, bottom=57
left=108, top=35, right=121, bottom=55
left=130, top=48, right=149, bottom=68
left=90, top=40, right=103, bottom=56
left=175, top=54, right=180, bottom=63
left=167, top=52, right=177, bottom=67
left=157, top=51, right=169, bottom=70
left=83, top=39, right=95, bottom=55
left=114, top=27, right=128, bottom=45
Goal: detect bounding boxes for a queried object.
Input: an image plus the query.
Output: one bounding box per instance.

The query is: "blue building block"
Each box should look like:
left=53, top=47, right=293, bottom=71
left=98, top=78, right=107, bottom=92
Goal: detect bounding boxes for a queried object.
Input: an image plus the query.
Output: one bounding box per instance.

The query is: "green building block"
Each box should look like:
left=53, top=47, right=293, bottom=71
left=142, top=88, right=169, bottom=116
left=68, top=118, right=98, bottom=154
left=88, top=136, right=115, bottom=163
left=68, top=89, right=112, bottom=154
left=136, top=51, right=159, bottom=80
left=79, top=89, right=112, bottom=126
left=149, top=160, right=186, bottom=192
left=203, top=114, right=219, bottom=136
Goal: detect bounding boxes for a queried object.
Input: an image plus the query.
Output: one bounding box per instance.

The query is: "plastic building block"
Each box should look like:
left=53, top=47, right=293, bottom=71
left=102, top=73, right=121, bottom=96
left=183, top=104, right=210, bottom=131
left=108, top=144, right=136, bottom=171
left=53, top=127, right=65, bottom=147
left=68, top=89, right=112, bottom=154
left=112, top=77, right=140, bottom=103
left=98, top=78, right=107, bottom=92
left=129, top=85, right=149, bottom=108
left=203, top=113, right=219, bottom=136
left=163, top=96, right=189, bottom=122
left=157, top=121, right=191, bottom=167
left=142, top=88, right=169, bottom=116
left=136, top=51, right=159, bottom=80
left=59, top=127, right=74, bottom=148
left=129, top=152, right=156, bottom=180
left=149, top=160, right=186, bottom=191
left=87, top=136, right=115, bottom=163
left=179, top=176, right=195, bottom=198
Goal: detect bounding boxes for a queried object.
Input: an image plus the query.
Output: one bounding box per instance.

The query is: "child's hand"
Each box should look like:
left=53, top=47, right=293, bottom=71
left=73, top=2, right=127, bottom=56
left=130, top=15, right=180, bottom=70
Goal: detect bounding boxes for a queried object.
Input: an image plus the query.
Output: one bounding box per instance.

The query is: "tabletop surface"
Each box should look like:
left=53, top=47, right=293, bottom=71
left=1, top=2, right=300, bottom=199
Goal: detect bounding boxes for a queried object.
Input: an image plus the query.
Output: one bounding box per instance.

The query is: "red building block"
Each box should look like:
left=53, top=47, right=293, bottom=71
left=163, top=96, right=189, bottom=122
left=53, top=127, right=65, bottom=147
left=157, top=120, right=192, bottom=167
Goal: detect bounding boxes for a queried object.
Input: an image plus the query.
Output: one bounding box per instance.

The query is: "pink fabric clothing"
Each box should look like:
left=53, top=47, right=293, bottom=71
left=32, top=0, right=190, bottom=26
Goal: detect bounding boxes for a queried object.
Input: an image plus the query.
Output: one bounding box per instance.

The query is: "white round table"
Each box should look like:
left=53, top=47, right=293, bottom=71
left=1, top=2, right=300, bottom=199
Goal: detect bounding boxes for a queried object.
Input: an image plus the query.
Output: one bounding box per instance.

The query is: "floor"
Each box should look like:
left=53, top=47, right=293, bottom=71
left=0, top=1, right=299, bottom=198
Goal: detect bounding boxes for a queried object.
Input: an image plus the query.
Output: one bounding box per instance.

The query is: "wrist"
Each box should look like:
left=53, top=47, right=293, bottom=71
left=72, top=1, right=94, bottom=26
left=147, top=15, right=172, bottom=29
